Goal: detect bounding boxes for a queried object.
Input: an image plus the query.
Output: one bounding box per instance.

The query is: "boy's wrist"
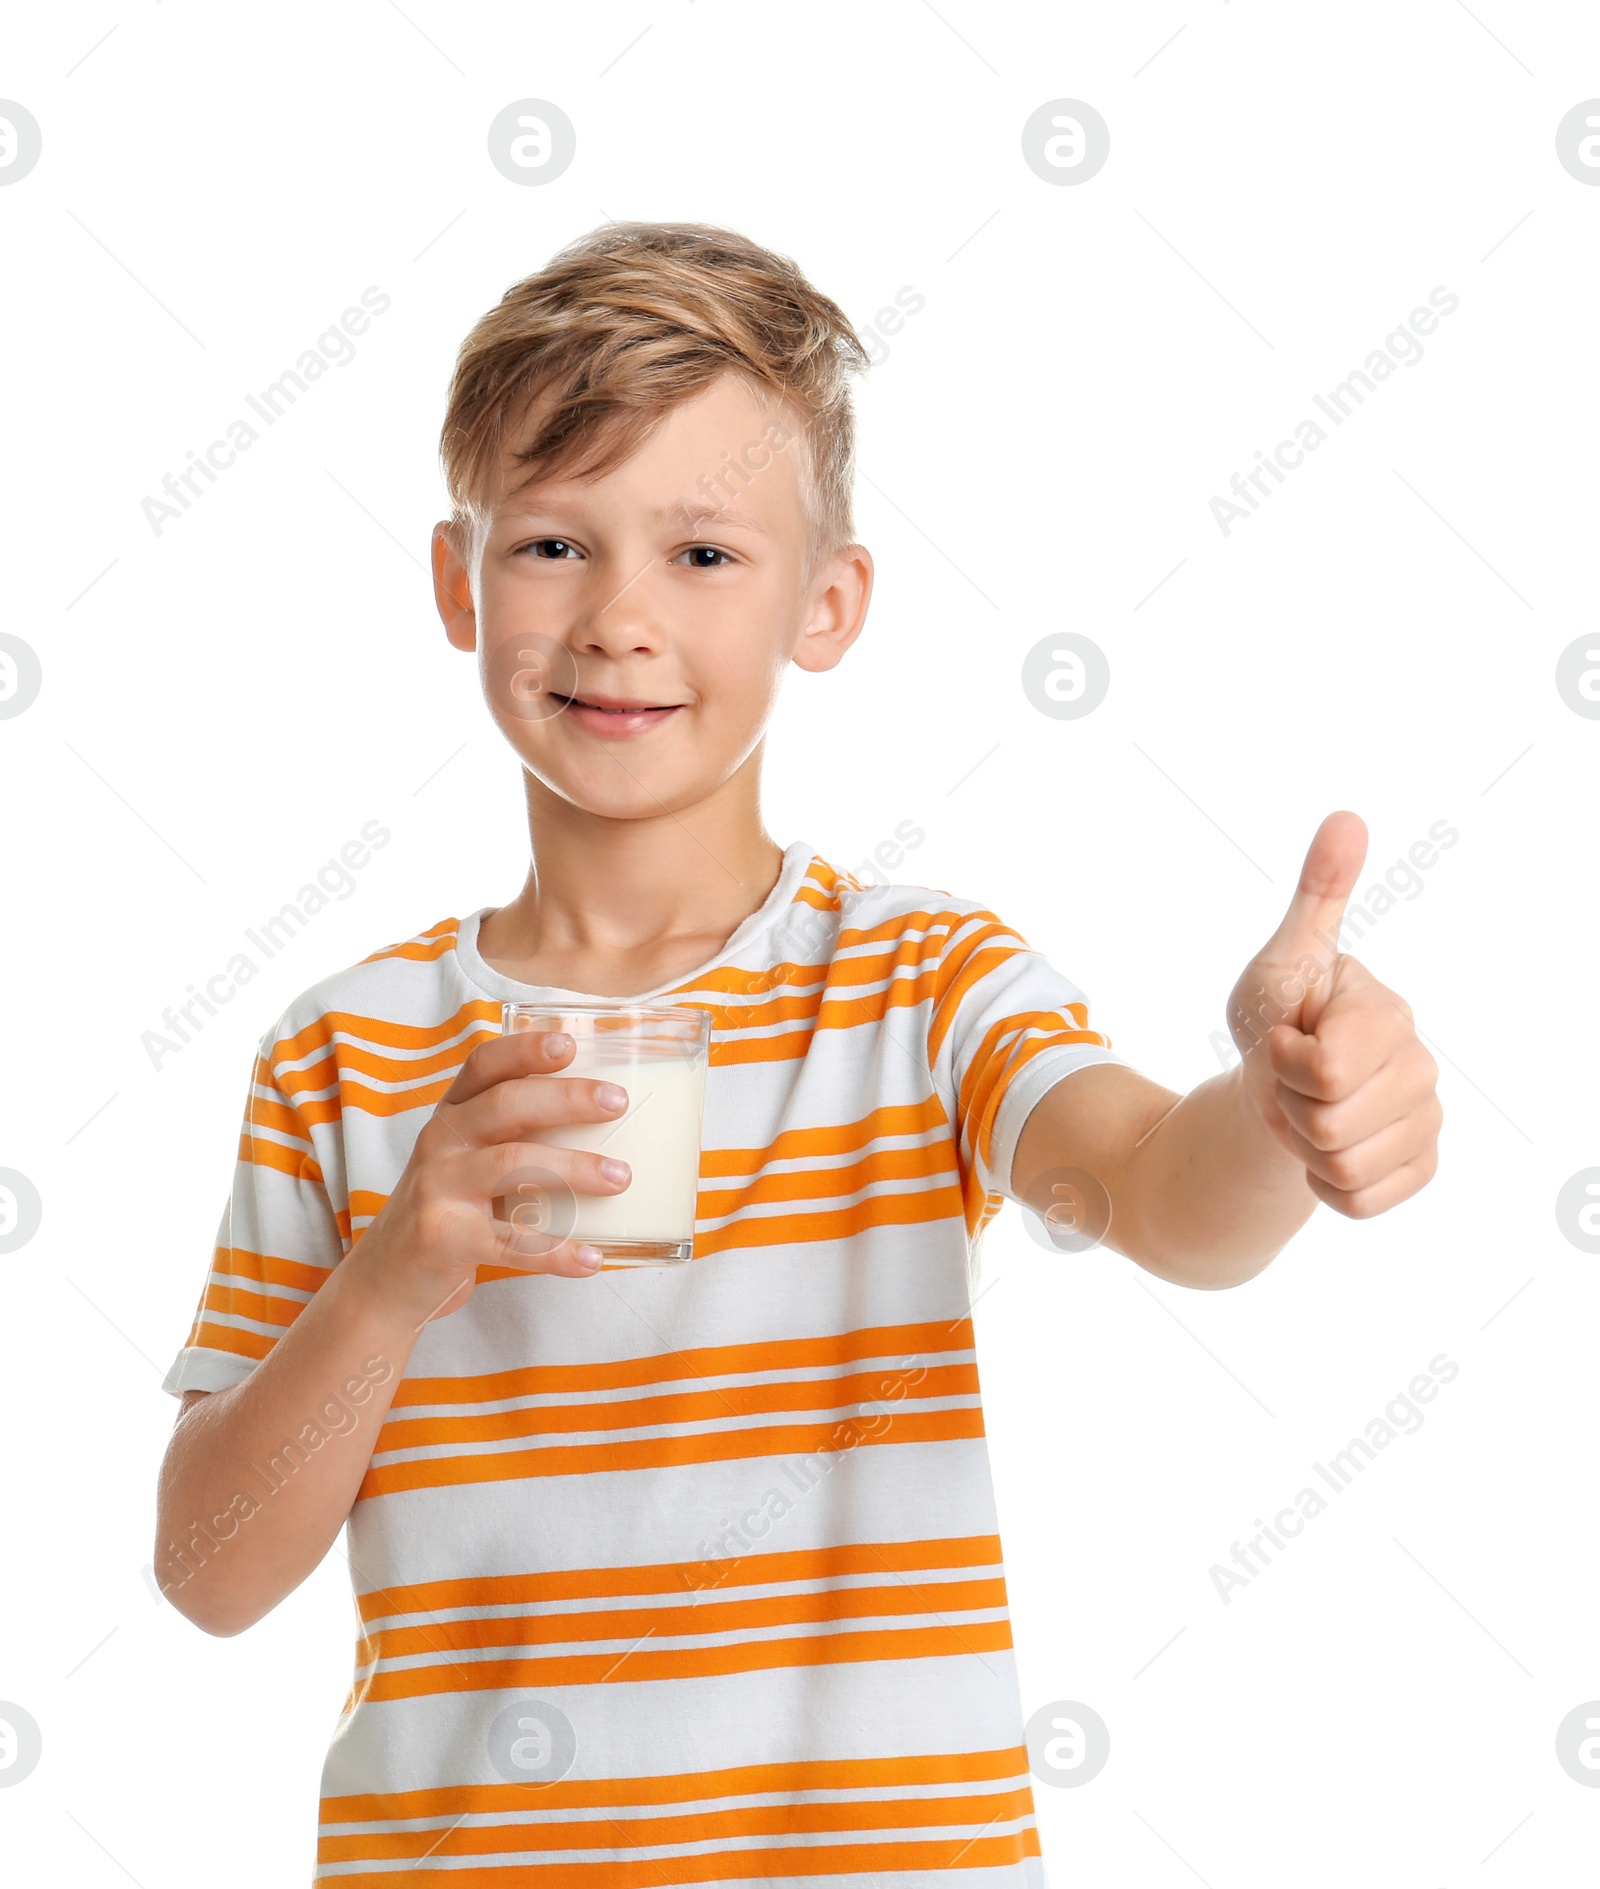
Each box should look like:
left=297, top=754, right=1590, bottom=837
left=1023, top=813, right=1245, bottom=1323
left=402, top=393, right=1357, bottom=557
left=1232, top=1047, right=1310, bottom=1179
left=329, top=1239, right=431, bottom=1375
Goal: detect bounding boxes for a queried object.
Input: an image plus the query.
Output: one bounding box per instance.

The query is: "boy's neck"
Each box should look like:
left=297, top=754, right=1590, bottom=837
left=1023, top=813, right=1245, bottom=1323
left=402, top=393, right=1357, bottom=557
left=476, top=815, right=788, bottom=999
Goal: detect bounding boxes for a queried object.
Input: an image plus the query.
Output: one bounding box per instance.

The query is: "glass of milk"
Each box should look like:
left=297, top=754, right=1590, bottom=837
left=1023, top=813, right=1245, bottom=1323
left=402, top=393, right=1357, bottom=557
left=499, top=1002, right=712, bottom=1266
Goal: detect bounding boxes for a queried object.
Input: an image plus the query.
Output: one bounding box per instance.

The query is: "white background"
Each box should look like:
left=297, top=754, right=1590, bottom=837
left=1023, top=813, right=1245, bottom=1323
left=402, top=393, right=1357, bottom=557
left=2, top=3, right=1597, bottom=1883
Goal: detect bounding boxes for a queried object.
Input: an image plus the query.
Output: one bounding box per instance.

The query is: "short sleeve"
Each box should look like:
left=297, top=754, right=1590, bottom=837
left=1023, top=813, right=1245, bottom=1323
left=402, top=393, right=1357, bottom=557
left=928, top=905, right=1130, bottom=1229
left=162, top=1016, right=346, bottom=1398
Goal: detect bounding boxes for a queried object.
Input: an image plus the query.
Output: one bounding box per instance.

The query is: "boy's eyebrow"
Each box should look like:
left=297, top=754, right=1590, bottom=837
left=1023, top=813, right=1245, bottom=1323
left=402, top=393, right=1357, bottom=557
left=498, top=496, right=770, bottom=536
left=649, top=499, right=770, bottom=536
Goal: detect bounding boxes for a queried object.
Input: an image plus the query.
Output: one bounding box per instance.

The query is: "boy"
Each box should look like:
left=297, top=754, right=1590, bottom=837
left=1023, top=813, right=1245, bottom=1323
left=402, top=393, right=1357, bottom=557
left=156, top=221, right=1441, bottom=1885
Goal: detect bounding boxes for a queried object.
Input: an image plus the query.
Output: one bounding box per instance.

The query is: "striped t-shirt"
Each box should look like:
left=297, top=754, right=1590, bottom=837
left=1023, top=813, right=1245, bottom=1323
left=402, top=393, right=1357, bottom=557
left=164, top=839, right=1128, bottom=1886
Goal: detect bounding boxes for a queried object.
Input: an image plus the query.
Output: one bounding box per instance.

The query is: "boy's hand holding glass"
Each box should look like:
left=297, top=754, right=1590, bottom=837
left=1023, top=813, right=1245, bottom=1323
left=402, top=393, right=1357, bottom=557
left=346, top=1026, right=636, bottom=1329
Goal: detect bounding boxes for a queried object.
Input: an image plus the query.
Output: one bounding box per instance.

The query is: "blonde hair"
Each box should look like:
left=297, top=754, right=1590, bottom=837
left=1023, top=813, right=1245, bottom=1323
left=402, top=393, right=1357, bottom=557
left=438, top=220, right=871, bottom=590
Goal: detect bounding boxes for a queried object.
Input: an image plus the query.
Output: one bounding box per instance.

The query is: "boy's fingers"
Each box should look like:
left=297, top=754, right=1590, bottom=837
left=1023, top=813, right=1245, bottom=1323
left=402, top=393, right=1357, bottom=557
left=444, top=1068, right=627, bottom=1149
left=429, top=1206, right=602, bottom=1285
left=1273, top=1106, right=1427, bottom=1195
left=493, top=1233, right=607, bottom=1279
left=1304, top=1147, right=1439, bottom=1221
left=444, top=1026, right=575, bottom=1105
left=1271, top=1050, right=1437, bottom=1149
left=1265, top=1003, right=1394, bottom=1102
left=457, top=1140, right=631, bottom=1211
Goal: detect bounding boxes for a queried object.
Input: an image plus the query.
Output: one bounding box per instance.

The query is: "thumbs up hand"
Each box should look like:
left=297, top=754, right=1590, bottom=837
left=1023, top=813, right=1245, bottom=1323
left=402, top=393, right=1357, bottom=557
left=1227, top=812, right=1441, bottom=1219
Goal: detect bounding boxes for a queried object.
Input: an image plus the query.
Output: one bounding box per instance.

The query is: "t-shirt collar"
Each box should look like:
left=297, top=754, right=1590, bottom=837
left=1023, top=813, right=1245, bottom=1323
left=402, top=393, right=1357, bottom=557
left=452, top=838, right=820, bottom=1004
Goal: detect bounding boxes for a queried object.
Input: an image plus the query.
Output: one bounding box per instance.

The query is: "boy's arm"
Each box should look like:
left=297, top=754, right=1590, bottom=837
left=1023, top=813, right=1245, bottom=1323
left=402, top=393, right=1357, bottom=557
left=156, top=1024, right=627, bottom=1636
left=1010, top=812, right=1441, bottom=1289
left=155, top=1246, right=423, bottom=1634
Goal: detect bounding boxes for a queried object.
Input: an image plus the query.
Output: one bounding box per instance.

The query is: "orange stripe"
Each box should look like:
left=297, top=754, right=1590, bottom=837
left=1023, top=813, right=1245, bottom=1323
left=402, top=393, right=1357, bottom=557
left=273, top=997, right=491, bottom=1061
left=363, top=1576, right=1008, bottom=1664
left=187, top=1320, right=270, bottom=1364
left=360, top=917, right=461, bottom=965
left=356, top=1616, right=1015, bottom=1703
left=357, top=1534, right=1003, bottom=1622
left=358, top=1406, right=986, bottom=1500
left=386, top=1319, right=973, bottom=1411
left=209, top=1246, right=330, bottom=1296
left=706, top=952, right=944, bottom=1042
left=249, top=1073, right=344, bottom=1137
left=698, top=1100, right=950, bottom=1177
left=322, top=1741, right=1027, bottom=1821
left=694, top=1181, right=968, bottom=1257
left=346, top=1188, right=392, bottom=1227
left=315, top=1830, right=1039, bottom=1887
left=931, top=935, right=1020, bottom=1057
left=237, top=1127, right=324, bottom=1185
left=331, top=1031, right=496, bottom=1080
left=695, top=1143, right=956, bottom=1220
left=187, top=1238, right=339, bottom=1355
left=373, top=1360, right=975, bottom=1454
left=239, top=1089, right=320, bottom=1151
left=317, top=1784, right=1035, bottom=1865
left=959, top=1014, right=1105, bottom=1173
left=194, top=1279, right=309, bottom=1332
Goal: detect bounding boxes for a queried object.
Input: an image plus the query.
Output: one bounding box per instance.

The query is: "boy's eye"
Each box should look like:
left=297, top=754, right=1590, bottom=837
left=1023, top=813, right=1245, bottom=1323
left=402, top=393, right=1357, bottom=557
left=518, top=539, right=731, bottom=567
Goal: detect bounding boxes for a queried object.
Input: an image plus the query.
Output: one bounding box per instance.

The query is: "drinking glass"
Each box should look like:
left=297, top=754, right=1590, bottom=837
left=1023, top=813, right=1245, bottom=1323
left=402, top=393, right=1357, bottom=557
left=498, top=1002, right=711, bottom=1266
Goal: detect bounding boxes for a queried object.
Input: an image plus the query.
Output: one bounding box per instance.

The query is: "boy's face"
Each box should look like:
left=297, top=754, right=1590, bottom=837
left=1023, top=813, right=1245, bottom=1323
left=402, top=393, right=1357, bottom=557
left=432, top=371, right=871, bottom=826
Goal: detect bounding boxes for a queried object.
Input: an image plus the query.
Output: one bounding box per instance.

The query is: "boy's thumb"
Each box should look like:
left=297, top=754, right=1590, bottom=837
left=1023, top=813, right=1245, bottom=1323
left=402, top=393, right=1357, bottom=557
left=1255, top=810, right=1367, bottom=1024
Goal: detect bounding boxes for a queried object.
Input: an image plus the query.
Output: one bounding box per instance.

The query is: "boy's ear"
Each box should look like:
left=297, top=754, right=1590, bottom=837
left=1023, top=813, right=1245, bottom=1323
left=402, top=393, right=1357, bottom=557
left=791, top=544, right=873, bottom=675
left=432, top=522, right=477, bottom=652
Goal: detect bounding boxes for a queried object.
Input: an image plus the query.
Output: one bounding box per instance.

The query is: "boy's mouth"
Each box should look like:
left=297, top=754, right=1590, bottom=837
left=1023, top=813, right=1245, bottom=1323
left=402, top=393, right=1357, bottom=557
left=551, top=691, right=685, bottom=738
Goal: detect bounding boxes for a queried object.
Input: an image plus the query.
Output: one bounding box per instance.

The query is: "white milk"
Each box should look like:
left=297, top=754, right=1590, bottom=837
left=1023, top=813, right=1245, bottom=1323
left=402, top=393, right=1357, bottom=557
left=536, top=1040, right=707, bottom=1243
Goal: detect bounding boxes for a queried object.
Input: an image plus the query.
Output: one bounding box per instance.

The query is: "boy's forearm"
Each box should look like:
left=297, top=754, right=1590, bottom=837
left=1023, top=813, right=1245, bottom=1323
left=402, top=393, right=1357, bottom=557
left=154, top=1248, right=422, bottom=1635
left=1110, top=1065, right=1316, bottom=1289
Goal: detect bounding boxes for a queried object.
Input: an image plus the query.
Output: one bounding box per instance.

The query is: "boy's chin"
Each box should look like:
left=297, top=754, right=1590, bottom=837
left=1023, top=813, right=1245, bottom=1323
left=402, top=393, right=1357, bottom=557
left=529, top=760, right=718, bottom=823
